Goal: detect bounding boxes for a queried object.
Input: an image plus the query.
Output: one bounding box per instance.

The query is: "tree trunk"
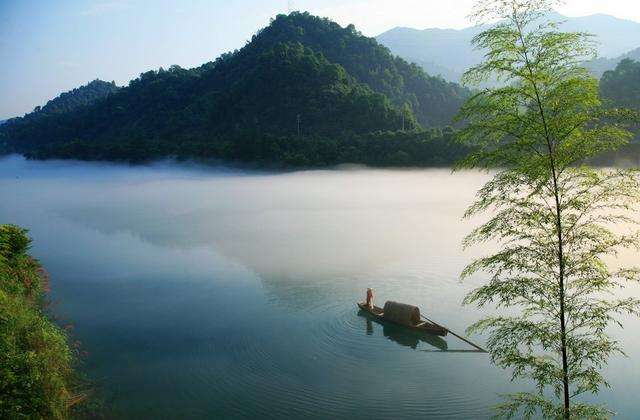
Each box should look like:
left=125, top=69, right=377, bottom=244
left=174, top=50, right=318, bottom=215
left=515, top=11, right=571, bottom=416
left=553, top=174, right=570, bottom=419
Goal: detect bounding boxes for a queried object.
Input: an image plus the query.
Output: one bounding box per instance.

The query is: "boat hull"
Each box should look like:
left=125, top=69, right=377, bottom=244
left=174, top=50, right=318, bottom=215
left=357, top=302, right=448, bottom=336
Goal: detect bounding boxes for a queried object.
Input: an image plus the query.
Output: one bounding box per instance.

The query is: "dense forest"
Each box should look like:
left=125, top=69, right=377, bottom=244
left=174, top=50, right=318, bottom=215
left=597, top=58, right=640, bottom=165
left=27, top=79, right=120, bottom=117
left=600, top=58, right=640, bottom=110
left=0, top=13, right=471, bottom=166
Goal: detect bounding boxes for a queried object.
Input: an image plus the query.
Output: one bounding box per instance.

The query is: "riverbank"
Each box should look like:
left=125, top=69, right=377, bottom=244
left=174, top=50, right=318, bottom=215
left=0, top=225, right=87, bottom=419
left=3, top=138, right=639, bottom=171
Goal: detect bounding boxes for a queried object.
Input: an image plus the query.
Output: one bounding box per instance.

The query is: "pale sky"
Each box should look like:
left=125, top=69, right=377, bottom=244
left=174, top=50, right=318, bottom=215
left=1, top=0, right=640, bottom=120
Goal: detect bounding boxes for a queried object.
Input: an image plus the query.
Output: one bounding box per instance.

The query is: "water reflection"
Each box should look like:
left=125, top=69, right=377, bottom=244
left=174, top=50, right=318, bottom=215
left=358, top=310, right=448, bottom=351
left=49, top=165, right=488, bottom=296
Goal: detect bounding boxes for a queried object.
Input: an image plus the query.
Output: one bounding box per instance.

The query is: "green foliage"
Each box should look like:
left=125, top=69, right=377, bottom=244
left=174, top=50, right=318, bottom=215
left=0, top=225, right=81, bottom=419
left=593, top=59, right=640, bottom=162
left=32, top=79, right=120, bottom=117
left=0, top=225, right=41, bottom=298
left=457, top=1, right=640, bottom=418
left=0, top=225, right=31, bottom=260
left=0, top=12, right=471, bottom=165
left=24, top=128, right=469, bottom=167
left=600, top=58, right=640, bottom=111
left=254, top=13, right=470, bottom=126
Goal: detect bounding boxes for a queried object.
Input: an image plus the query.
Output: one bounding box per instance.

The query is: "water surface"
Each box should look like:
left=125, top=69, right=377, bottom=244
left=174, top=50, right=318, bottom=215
left=1, top=155, right=638, bottom=419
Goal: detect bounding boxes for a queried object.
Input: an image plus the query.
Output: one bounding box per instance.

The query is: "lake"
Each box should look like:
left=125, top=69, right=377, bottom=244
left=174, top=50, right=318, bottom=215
left=1, top=155, right=638, bottom=419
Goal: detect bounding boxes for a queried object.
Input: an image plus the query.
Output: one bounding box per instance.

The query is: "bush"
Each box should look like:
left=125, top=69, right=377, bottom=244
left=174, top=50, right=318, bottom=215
left=0, top=225, right=79, bottom=419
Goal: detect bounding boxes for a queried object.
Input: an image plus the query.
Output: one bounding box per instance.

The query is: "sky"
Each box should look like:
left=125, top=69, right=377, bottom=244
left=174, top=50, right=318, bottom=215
left=1, top=0, right=640, bottom=120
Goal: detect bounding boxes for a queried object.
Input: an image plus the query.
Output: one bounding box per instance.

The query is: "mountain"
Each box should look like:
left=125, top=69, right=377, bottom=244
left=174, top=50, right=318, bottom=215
left=593, top=58, right=640, bottom=165
left=600, top=58, right=640, bottom=111
left=0, top=79, right=120, bottom=125
left=30, top=79, right=120, bottom=117
left=586, top=48, right=640, bottom=78
left=0, top=12, right=471, bottom=166
left=2, top=79, right=118, bottom=125
left=377, top=12, right=640, bottom=83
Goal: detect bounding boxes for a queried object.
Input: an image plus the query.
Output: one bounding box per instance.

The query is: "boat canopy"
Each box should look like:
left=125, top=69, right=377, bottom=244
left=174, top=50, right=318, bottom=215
left=382, top=301, right=421, bottom=326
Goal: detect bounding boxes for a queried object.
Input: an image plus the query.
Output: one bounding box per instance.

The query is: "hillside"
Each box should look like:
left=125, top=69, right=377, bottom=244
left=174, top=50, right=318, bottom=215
left=0, top=12, right=471, bottom=166
left=0, top=80, right=118, bottom=124
left=377, top=12, right=640, bottom=83
left=600, top=59, right=640, bottom=110
left=31, top=79, right=119, bottom=117
left=586, top=48, right=640, bottom=78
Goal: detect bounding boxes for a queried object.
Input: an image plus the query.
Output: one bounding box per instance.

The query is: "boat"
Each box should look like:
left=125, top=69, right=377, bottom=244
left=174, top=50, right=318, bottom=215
left=357, top=301, right=448, bottom=336
left=357, top=309, right=449, bottom=350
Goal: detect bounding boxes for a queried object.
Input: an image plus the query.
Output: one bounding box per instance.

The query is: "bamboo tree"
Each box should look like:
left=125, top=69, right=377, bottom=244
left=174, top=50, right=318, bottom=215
left=457, top=0, right=640, bottom=418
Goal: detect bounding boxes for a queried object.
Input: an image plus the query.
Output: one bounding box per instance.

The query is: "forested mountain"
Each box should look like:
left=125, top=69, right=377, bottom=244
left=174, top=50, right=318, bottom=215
left=2, top=79, right=118, bottom=125
left=246, top=14, right=469, bottom=127
left=377, top=12, right=640, bottom=83
left=29, top=79, right=120, bottom=117
left=592, top=58, right=640, bottom=165
left=0, top=12, right=471, bottom=166
left=600, top=59, right=640, bottom=110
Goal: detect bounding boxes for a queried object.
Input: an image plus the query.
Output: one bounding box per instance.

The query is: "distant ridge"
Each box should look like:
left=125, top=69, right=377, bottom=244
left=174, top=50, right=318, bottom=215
left=377, top=11, right=640, bottom=83
left=586, top=48, right=640, bottom=77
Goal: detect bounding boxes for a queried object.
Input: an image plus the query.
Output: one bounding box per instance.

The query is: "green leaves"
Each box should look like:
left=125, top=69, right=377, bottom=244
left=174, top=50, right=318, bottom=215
left=0, top=224, right=32, bottom=261
left=0, top=225, right=79, bottom=419
left=458, top=0, right=640, bottom=417
left=600, top=59, right=640, bottom=112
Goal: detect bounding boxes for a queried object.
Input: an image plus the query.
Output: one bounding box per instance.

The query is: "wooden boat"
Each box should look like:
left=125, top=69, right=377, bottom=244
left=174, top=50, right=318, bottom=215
left=358, top=308, right=449, bottom=350
left=357, top=302, right=448, bottom=336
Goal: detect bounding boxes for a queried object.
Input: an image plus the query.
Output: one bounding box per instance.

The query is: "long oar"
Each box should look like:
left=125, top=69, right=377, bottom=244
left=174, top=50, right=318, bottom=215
left=420, top=314, right=487, bottom=353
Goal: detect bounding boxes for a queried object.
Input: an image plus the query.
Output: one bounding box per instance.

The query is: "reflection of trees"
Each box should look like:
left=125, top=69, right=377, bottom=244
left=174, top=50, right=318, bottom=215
left=60, top=205, right=430, bottom=279
left=56, top=169, right=478, bottom=309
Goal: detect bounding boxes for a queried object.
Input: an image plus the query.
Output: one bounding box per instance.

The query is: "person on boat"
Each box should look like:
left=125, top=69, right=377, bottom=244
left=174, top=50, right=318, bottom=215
left=366, top=288, right=374, bottom=309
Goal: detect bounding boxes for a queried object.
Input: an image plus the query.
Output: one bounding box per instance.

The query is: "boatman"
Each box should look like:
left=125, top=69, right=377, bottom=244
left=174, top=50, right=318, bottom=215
left=366, top=288, right=374, bottom=309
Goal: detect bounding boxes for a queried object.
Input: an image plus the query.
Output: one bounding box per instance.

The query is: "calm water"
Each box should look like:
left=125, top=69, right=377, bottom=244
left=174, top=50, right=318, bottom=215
left=1, top=155, right=639, bottom=419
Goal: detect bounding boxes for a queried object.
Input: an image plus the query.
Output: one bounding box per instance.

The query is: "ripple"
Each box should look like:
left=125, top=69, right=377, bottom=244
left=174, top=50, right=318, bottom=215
left=167, top=291, right=492, bottom=419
